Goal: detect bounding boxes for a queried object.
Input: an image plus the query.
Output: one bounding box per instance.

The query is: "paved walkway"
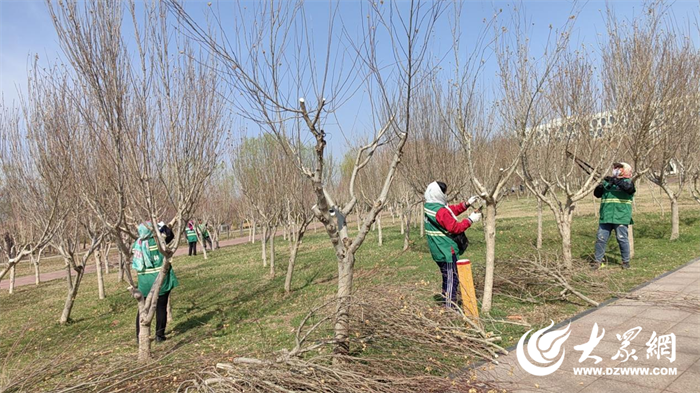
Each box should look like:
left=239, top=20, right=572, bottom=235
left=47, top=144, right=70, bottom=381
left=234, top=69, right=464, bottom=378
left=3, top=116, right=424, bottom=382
left=0, top=224, right=326, bottom=290
left=481, top=258, right=700, bottom=393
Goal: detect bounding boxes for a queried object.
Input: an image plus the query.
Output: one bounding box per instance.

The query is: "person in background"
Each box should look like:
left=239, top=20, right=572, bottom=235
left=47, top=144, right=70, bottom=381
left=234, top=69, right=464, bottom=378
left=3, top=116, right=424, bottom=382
left=185, top=221, right=198, bottom=256
left=592, top=162, right=636, bottom=270
left=132, top=222, right=178, bottom=343
left=198, top=222, right=213, bottom=251
left=423, top=181, right=481, bottom=308
left=157, top=221, right=175, bottom=245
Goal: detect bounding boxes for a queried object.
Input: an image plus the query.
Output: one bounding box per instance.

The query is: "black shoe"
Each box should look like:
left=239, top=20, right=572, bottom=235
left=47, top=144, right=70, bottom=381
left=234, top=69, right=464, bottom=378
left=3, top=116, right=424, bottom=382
left=622, top=262, right=630, bottom=270
left=156, top=336, right=167, bottom=343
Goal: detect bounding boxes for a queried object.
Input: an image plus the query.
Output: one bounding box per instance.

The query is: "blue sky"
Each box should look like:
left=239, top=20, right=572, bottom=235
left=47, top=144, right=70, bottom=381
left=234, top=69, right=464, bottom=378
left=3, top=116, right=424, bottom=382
left=2, top=1, right=698, bottom=157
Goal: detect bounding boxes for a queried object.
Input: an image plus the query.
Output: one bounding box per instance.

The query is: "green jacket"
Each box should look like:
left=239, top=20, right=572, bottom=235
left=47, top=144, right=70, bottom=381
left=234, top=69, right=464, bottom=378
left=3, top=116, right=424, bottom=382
left=424, top=202, right=461, bottom=263
left=594, top=177, right=635, bottom=225
left=198, top=224, right=210, bottom=238
left=132, top=236, right=178, bottom=297
left=185, top=226, right=198, bottom=243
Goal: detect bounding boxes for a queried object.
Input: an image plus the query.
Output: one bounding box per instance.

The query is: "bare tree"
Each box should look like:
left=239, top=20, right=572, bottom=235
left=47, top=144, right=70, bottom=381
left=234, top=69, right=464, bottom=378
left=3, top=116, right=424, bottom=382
left=444, top=4, right=574, bottom=314
left=47, top=0, right=227, bottom=361
left=519, top=50, right=620, bottom=269
left=167, top=0, right=442, bottom=357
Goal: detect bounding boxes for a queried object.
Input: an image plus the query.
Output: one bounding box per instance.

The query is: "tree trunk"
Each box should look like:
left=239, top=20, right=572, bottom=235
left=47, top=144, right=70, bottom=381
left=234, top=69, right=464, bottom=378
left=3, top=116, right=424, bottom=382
left=481, top=203, right=497, bottom=316
left=118, top=252, right=125, bottom=283
left=103, top=246, right=110, bottom=274
left=138, top=315, right=151, bottom=362
left=377, top=215, right=383, bottom=246
left=628, top=224, right=635, bottom=259
left=252, top=221, right=256, bottom=244
left=214, top=229, right=220, bottom=249
left=95, top=251, right=106, bottom=300
left=400, top=213, right=405, bottom=234
left=197, top=230, right=209, bottom=260
left=670, top=197, right=679, bottom=240
left=334, top=252, right=355, bottom=359
left=402, top=211, right=411, bottom=251
left=66, top=263, right=73, bottom=291
left=420, top=212, right=425, bottom=237
left=167, top=293, right=173, bottom=322
left=261, top=225, right=268, bottom=267
left=558, top=208, right=574, bottom=270
left=34, top=259, right=40, bottom=285
left=8, top=265, right=16, bottom=294
left=269, top=226, right=276, bottom=277
left=356, top=213, right=361, bottom=232
left=537, top=197, right=543, bottom=250
left=285, top=234, right=303, bottom=294
left=60, top=267, right=85, bottom=324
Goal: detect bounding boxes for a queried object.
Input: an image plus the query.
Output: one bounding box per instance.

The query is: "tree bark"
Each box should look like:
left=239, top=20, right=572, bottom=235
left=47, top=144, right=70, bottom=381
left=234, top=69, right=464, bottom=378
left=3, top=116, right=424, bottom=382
left=285, top=235, right=302, bottom=294
left=138, top=316, right=151, bottom=362
left=34, top=259, right=40, bottom=285
left=102, top=244, right=110, bottom=274
left=628, top=225, right=635, bottom=259
left=537, top=197, right=543, bottom=250
left=95, top=251, right=106, bottom=300
left=8, top=265, right=16, bottom=294
left=670, top=197, right=679, bottom=240
left=402, top=211, right=411, bottom=251
left=377, top=215, right=383, bottom=246
left=252, top=221, right=256, bottom=244
left=261, top=225, right=268, bottom=267
left=333, top=253, right=355, bottom=359
left=167, top=293, right=173, bottom=322
left=481, top=203, right=497, bottom=316
left=118, top=251, right=125, bottom=283
left=557, top=208, right=574, bottom=270
left=420, top=211, right=425, bottom=237
left=269, top=225, right=276, bottom=277
left=400, top=213, right=405, bottom=234
left=66, top=263, right=73, bottom=291
left=60, top=267, right=84, bottom=324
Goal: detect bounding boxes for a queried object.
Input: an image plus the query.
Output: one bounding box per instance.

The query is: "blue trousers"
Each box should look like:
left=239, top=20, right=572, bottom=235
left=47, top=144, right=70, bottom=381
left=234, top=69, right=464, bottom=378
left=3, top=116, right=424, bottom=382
left=435, top=261, right=459, bottom=308
left=594, top=223, right=630, bottom=263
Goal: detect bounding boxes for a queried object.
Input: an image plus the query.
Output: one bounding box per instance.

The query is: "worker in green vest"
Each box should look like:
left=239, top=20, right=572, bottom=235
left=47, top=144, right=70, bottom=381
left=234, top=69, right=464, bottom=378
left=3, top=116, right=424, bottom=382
left=198, top=222, right=213, bottom=251
left=592, top=162, right=636, bottom=270
left=424, top=181, right=481, bottom=308
left=132, top=222, right=179, bottom=342
left=185, top=221, right=198, bottom=256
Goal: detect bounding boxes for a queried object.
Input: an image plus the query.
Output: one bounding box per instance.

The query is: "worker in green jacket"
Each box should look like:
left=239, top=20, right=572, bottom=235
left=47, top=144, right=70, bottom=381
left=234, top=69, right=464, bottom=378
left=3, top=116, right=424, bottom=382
left=592, top=162, right=636, bottom=270
left=424, top=181, right=481, bottom=308
left=185, top=221, right=198, bottom=256
left=198, top=222, right=213, bottom=251
left=132, top=222, right=179, bottom=342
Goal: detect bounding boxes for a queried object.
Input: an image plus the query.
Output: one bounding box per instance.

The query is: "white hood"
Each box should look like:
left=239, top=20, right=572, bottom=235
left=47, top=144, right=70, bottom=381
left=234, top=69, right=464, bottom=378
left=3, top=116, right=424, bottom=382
left=424, top=181, right=447, bottom=205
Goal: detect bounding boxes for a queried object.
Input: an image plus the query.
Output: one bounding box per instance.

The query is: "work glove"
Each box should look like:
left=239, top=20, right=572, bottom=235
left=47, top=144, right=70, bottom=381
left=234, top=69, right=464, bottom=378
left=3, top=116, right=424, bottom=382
left=468, top=211, right=482, bottom=224
left=467, top=195, right=479, bottom=206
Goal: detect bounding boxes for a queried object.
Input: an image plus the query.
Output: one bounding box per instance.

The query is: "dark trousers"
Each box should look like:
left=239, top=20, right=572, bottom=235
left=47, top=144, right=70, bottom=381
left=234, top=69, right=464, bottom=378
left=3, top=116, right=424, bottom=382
left=188, top=241, right=197, bottom=256
left=435, top=261, right=459, bottom=308
left=203, top=237, right=213, bottom=250
left=136, top=290, right=170, bottom=341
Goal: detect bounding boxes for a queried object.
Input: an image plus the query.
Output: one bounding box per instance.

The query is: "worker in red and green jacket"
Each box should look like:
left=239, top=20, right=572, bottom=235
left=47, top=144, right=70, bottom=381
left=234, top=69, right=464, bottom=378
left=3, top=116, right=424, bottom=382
left=185, top=221, right=198, bottom=256
left=592, top=162, right=635, bottom=270
left=424, top=181, right=481, bottom=308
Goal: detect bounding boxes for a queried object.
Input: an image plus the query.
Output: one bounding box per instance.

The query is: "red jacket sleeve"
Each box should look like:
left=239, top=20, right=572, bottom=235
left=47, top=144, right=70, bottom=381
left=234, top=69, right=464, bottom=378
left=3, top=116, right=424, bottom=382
left=447, top=202, right=468, bottom=216
left=436, top=205, right=471, bottom=234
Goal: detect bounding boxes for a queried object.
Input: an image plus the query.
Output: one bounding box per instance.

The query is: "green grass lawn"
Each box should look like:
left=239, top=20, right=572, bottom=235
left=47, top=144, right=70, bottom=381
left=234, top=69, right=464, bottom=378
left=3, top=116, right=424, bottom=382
left=1, top=201, right=699, bottom=392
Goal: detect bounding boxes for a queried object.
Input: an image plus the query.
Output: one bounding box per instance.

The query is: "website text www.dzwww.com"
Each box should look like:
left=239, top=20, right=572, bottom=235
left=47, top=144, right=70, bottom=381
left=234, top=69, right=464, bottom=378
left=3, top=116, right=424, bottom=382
left=572, top=367, right=678, bottom=376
